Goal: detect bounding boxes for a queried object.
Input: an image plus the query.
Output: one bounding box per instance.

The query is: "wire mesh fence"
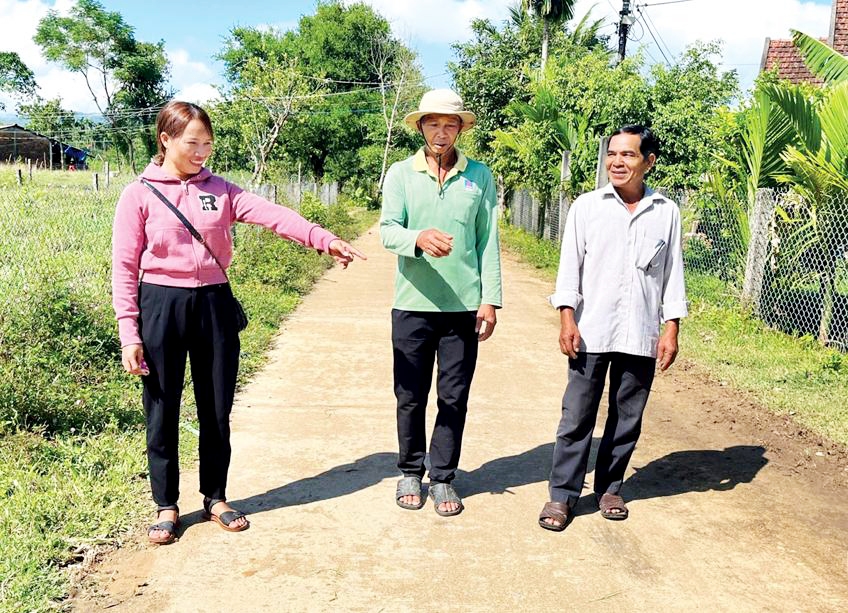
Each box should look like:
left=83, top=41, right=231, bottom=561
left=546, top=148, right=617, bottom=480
left=506, top=184, right=848, bottom=350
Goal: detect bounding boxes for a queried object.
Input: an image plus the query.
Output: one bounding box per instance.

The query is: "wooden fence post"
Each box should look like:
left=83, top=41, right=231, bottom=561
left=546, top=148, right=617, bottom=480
left=16, top=169, right=23, bottom=185
left=92, top=173, right=99, bottom=191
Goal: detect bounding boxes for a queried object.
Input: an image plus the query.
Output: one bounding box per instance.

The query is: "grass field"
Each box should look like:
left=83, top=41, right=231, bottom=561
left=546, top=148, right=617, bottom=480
left=0, top=165, right=378, bottom=612
left=499, top=223, right=848, bottom=446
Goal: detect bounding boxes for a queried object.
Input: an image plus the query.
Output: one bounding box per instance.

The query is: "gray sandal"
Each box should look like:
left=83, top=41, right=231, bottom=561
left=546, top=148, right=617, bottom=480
left=429, top=482, right=464, bottom=517
left=396, top=476, right=425, bottom=510
left=148, top=504, right=180, bottom=545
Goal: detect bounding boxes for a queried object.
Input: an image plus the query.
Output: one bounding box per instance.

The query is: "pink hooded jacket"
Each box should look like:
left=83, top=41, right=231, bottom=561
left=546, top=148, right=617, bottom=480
left=112, top=163, right=338, bottom=347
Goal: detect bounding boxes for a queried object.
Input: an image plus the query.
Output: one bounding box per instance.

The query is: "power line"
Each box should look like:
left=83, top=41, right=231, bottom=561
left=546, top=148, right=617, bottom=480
left=639, top=5, right=675, bottom=61
left=635, top=6, right=672, bottom=66
left=638, top=0, right=698, bottom=6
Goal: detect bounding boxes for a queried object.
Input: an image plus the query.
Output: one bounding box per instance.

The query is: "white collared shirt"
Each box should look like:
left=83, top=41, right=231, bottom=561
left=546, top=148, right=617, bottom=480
left=549, top=182, right=688, bottom=358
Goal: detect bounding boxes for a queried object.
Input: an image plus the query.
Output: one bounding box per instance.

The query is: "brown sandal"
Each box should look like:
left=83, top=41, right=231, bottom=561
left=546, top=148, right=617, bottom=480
left=596, top=493, right=629, bottom=520
left=538, top=501, right=571, bottom=532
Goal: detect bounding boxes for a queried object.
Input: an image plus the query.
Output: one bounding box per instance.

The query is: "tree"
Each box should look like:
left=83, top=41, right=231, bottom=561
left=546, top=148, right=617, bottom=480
left=646, top=42, right=739, bottom=188
left=522, top=0, right=576, bottom=70
left=18, top=97, right=94, bottom=145
left=215, top=0, right=421, bottom=186
left=34, top=0, right=171, bottom=168
left=370, top=40, right=424, bottom=191
left=0, top=52, right=37, bottom=109
left=213, top=43, right=319, bottom=185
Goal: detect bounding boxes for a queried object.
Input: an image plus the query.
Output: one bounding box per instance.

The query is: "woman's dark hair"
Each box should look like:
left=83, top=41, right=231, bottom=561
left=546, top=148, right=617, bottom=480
left=610, top=125, right=660, bottom=159
left=152, top=101, right=214, bottom=165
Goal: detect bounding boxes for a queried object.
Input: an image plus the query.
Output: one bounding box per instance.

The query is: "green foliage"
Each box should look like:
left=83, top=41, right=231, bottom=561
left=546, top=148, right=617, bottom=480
left=792, top=29, right=848, bottom=84
left=298, top=192, right=330, bottom=227
left=19, top=97, right=95, bottom=146
left=450, top=16, right=542, bottom=158
left=33, top=0, right=171, bottom=166
left=0, top=51, right=37, bottom=109
left=210, top=48, right=317, bottom=184
left=646, top=42, right=740, bottom=188
left=215, top=0, right=422, bottom=186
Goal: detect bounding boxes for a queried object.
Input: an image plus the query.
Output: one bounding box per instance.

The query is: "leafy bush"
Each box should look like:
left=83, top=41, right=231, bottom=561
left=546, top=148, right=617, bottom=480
left=298, top=191, right=329, bottom=226
left=0, top=281, right=140, bottom=432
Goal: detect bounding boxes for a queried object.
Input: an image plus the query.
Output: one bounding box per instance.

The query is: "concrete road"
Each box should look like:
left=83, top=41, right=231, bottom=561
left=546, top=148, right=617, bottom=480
left=80, top=223, right=848, bottom=612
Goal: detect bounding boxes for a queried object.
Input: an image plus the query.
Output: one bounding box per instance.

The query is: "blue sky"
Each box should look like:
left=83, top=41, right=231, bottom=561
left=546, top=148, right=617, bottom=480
left=0, top=0, right=837, bottom=118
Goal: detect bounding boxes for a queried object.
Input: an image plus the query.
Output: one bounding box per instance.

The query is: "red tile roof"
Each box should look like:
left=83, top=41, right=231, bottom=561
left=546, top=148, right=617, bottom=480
left=831, top=0, right=848, bottom=54
left=761, top=0, right=848, bottom=85
left=760, top=38, right=823, bottom=85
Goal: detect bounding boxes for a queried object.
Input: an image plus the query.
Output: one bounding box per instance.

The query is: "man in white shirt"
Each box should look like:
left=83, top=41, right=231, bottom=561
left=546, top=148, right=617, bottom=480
left=538, top=125, right=688, bottom=531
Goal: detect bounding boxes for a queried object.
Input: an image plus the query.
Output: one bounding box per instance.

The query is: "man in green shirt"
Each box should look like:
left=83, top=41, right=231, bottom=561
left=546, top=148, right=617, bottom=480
left=380, top=89, right=503, bottom=517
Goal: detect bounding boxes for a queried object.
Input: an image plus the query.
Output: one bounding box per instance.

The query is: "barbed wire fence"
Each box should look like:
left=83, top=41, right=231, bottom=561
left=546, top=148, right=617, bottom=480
left=506, top=184, right=848, bottom=350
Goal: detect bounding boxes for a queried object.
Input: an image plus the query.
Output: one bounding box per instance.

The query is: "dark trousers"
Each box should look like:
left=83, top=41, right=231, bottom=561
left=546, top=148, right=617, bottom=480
left=549, top=352, right=656, bottom=507
left=138, top=282, right=241, bottom=507
left=391, top=309, right=479, bottom=484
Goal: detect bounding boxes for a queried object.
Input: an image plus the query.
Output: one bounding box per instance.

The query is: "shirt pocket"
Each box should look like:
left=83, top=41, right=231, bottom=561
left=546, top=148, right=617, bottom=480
left=635, top=237, right=667, bottom=272
left=148, top=226, right=192, bottom=258
left=445, top=190, right=479, bottom=235
left=199, top=226, right=233, bottom=268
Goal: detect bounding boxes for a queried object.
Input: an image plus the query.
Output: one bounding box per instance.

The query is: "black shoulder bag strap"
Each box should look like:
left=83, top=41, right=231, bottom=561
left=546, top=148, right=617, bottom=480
left=140, top=178, right=230, bottom=281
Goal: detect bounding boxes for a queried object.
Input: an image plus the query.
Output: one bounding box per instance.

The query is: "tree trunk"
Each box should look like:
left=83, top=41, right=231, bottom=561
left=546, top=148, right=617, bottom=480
left=541, top=21, right=549, bottom=71
left=818, top=263, right=836, bottom=345
left=536, top=197, right=547, bottom=239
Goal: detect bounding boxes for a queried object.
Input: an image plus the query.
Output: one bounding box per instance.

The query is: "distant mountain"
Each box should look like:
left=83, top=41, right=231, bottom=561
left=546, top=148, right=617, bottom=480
left=0, top=114, right=24, bottom=126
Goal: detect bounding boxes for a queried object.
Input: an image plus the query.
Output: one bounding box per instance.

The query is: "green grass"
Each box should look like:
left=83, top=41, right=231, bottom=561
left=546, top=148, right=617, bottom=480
left=0, top=164, right=133, bottom=190
left=0, top=173, right=377, bottom=612
left=499, top=221, right=848, bottom=446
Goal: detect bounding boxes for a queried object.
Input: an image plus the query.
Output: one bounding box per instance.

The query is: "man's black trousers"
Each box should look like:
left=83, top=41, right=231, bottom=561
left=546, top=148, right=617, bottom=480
left=549, top=352, right=656, bottom=508
left=391, top=309, right=479, bottom=484
left=138, top=282, right=240, bottom=507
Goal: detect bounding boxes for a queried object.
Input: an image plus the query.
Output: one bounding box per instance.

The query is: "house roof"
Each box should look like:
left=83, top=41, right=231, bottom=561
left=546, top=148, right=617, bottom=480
left=0, top=123, right=88, bottom=156
left=759, top=38, right=823, bottom=85
left=760, top=0, right=847, bottom=85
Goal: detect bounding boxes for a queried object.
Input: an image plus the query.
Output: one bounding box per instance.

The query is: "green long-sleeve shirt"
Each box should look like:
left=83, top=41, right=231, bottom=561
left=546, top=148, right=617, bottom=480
left=380, top=148, right=503, bottom=312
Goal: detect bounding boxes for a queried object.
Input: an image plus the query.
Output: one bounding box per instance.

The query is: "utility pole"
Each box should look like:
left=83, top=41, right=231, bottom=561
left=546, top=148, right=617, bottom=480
left=618, top=0, right=635, bottom=64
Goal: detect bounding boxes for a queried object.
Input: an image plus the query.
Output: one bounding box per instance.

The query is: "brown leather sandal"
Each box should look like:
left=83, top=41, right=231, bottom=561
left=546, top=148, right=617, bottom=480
left=538, top=501, right=571, bottom=532
left=596, top=493, right=629, bottom=520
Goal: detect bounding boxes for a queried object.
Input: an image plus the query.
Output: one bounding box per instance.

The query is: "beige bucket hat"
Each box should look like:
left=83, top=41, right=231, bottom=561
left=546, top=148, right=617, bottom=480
left=403, top=89, right=477, bottom=133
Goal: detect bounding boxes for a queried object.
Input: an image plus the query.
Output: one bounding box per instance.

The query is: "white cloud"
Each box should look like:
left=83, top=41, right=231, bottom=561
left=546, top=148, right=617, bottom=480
left=173, top=83, right=220, bottom=105
left=0, top=0, right=218, bottom=115
left=570, top=0, right=832, bottom=90
left=345, top=0, right=516, bottom=45
left=168, top=48, right=215, bottom=86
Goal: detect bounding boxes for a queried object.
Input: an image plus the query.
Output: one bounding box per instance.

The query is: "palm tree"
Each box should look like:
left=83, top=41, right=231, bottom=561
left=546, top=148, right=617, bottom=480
left=522, top=0, right=577, bottom=69
left=762, top=30, right=848, bottom=344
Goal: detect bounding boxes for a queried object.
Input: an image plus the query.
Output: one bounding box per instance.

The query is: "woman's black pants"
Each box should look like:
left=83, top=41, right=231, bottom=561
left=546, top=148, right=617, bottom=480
left=138, top=282, right=240, bottom=507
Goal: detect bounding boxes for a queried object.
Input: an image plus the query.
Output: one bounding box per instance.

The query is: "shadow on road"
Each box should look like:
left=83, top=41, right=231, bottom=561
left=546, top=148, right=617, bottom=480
left=623, top=444, right=768, bottom=501
left=235, top=452, right=398, bottom=513
left=176, top=444, right=767, bottom=528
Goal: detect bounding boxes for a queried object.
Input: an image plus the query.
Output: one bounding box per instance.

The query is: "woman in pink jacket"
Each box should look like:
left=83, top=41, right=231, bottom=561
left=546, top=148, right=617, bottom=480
left=112, top=101, right=365, bottom=545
